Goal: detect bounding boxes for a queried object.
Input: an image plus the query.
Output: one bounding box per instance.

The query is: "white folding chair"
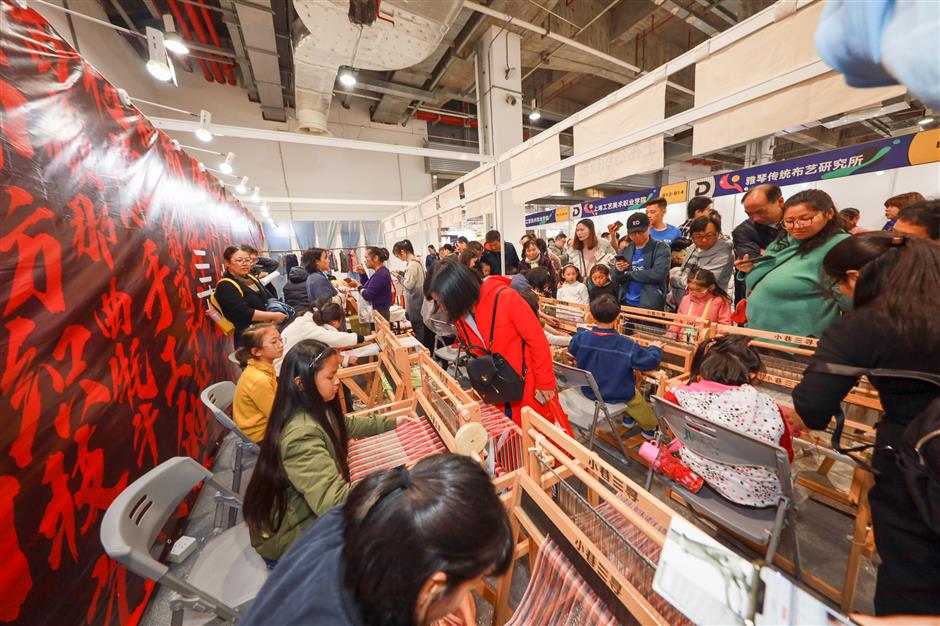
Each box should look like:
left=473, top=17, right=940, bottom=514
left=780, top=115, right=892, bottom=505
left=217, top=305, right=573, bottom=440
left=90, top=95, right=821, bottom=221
left=200, top=382, right=258, bottom=528
left=650, top=395, right=801, bottom=574
left=553, top=362, right=632, bottom=461
left=100, top=457, right=268, bottom=625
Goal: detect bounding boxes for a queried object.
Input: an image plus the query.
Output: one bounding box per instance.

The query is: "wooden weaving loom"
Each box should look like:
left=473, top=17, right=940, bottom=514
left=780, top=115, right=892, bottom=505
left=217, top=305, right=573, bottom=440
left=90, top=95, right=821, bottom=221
left=373, top=310, right=425, bottom=401
left=491, top=406, right=689, bottom=625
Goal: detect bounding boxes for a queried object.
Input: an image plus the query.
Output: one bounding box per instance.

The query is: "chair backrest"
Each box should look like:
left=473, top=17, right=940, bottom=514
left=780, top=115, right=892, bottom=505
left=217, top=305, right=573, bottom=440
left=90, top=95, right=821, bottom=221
left=552, top=362, right=605, bottom=404
left=100, top=457, right=214, bottom=582
left=200, top=381, right=256, bottom=448
left=425, top=315, right=457, bottom=339
left=651, top=396, right=792, bottom=497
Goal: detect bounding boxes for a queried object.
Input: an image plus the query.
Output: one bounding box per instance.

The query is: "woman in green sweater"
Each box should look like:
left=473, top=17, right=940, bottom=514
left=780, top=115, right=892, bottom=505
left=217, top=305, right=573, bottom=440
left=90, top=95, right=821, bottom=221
left=243, top=339, right=406, bottom=563
left=735, top=189, right=850, bottom=338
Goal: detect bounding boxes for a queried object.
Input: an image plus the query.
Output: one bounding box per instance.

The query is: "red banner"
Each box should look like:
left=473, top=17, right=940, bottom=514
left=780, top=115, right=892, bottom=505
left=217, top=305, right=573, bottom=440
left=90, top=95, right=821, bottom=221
left=0, top=4, right=260, bottom=624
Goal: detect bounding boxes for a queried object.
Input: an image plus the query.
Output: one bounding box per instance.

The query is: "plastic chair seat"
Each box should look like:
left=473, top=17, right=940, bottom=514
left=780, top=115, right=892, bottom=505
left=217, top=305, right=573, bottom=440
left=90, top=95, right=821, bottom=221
left=558, top=388, right=628, bottom=430
left=672, top=483, right=777, bottom=546
left=434, top=345, right=459, bottom=362
left=180, top=523, right=269, bottom=626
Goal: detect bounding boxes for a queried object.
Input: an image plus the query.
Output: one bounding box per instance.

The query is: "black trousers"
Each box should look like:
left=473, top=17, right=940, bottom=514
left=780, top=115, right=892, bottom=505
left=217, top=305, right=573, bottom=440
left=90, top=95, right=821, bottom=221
left=870, top=448, right=940, bottom=615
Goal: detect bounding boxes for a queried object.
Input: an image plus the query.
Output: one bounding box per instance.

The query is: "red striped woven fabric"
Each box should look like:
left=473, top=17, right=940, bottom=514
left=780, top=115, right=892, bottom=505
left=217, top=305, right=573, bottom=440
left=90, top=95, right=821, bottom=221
left=480, top=404, right=524, bottom=476
left=507, top=538, right=619, bottom=626
left=347, top=417, right=446, bottom=483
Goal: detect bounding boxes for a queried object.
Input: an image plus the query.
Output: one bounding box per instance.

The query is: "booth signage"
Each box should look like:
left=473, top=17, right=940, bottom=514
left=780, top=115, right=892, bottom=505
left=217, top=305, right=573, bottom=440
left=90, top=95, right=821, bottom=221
left=704, top=129, right=940, bottom=198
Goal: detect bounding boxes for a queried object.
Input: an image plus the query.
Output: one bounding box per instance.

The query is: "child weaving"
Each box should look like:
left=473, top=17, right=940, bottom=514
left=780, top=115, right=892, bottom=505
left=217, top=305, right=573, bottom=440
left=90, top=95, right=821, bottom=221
left=557, top=264, right=589, bottom=305
left=243, top=340, right=412, bottom=564
left=233, top=324, right=284, bottom=443
left=568, top=294, right=663, bottom=439
left=668, top=268, right=733, bottom=340
left=666, top=335, right=788, bottom=507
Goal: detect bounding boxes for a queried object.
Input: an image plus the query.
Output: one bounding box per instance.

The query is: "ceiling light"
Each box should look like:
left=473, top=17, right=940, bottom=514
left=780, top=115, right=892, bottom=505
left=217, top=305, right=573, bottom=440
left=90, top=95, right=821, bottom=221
left=145, top=27, right=174, bottom=82
left=261, top=205, right=270, bottom=216
left=195, top=109, right=212, bottom=142
left=251, top=186, right=260, bottom=202
left=219, top=151, right=235, bottom=174
left=919, top=116, right=935, bottom=125
left=338, top=70, right=357, bottom=87
left=528, top=98, right=541, bottom=122
left=236, top=176, right=248, bottom=194
left=162, top=14, right=189, bottom=55
left=198, top=162, right=206, bottom=172
left=171, top=139, right=181, bottom=151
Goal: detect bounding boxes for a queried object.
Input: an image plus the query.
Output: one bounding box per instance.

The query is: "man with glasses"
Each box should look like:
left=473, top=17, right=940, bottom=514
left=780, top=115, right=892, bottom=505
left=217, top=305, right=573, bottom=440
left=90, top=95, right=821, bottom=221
left=670, top=214, right=735, bottom=305
left=732, top=184, right=783, bottom=303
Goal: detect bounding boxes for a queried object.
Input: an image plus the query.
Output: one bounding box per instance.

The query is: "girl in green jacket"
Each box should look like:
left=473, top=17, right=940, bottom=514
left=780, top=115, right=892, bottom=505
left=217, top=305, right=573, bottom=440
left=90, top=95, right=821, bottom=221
left=735, top=189, right=851, bottom=338
left=243, top=339, right=406, bottom=563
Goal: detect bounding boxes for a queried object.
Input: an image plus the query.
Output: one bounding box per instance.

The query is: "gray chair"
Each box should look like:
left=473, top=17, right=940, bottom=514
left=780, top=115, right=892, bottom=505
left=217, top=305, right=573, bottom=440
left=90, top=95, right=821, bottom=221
left=100, top=457, right=268, bottom=625
left=426, top=315, right=460, bottom=376
left=553, top=362, right=632, bottom=460
left=227, top=351, right=242, bottom=367
left=650, top=395, right=801, bottom=574
left=200, top=382, right=258, bottom=528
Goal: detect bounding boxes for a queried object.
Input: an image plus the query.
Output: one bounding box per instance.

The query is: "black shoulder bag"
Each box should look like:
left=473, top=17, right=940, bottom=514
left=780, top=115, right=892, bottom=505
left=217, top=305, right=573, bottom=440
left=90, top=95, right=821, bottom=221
left=808, top=361, right=940, bottom=532
left=457, top=288, right=525, bottom=404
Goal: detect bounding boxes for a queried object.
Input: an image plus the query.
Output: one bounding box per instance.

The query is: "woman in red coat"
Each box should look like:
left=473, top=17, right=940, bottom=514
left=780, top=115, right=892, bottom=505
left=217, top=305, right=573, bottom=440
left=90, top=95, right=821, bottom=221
left=429, top=260, right=558, bottom=427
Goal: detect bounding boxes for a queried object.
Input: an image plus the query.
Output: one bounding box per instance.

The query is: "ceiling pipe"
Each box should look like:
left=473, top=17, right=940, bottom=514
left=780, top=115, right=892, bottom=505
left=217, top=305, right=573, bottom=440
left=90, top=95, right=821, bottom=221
left=180, top=0, right=226, bottom=82
left=415, top=111, right=479, bottom=128
left=196, top=0, right=237, bottom=84
left=166, top=0, right=213, bottom=81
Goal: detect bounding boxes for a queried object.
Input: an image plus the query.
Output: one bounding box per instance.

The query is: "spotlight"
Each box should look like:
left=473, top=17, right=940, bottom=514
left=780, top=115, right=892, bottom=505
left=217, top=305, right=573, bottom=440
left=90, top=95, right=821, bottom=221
left=338, top=69, right=357, bottom=87
left=251, top=186, right=260, bottom=202
left=195, top=110, right=212, bottom=142
left=219, top=151, right=235, bottom=174
left=528, top=98, right=541, bottom=122
left=198, top=162, right=206, bottom=172
left=236, top=176, right=248, bottom=194
left=162, top=14, right=189, bottom=55
left=145, top=27, right=174, bottom=82
left=116, top=88, right=132, bottom=107
left=171, top=139, right=181, bottom=151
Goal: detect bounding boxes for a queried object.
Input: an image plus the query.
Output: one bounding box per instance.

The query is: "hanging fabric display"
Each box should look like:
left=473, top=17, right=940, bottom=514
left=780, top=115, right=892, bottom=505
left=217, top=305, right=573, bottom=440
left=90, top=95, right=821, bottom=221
left=362, top=220, right=382, bottom=245
left=314, top=221, right=338, bottom=251
left=293, top=221, right=318, bottom=249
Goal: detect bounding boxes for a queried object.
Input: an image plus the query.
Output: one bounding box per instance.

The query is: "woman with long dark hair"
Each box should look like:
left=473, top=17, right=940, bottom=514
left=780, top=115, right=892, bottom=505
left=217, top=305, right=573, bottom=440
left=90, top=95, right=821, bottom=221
left=243, top=339, right=404, bottom=563
left=791, top=233, right=940, bottom=616
left=734, top=189, right=849, bottom=337
left=241, top=454, right=513, bottom=626
left=429, top=261, right=557, bottom=426
left=568, top=218, right=614, bottom=279
left=214, top=244, right=287, bottom=346
left=301, top=247, right=342, bottom=304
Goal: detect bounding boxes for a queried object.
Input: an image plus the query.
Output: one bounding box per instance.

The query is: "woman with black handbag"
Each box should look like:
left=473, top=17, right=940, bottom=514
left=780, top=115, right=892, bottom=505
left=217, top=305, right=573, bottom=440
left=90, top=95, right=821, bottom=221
left=790, top=233, right=940, bottom=616
left=429, top=259, right=557, bottom=427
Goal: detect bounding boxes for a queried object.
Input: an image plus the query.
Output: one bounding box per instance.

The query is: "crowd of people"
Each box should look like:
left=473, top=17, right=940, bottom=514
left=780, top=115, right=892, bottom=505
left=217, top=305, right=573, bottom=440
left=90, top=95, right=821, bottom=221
left=208, top=185, right=939, bottom=620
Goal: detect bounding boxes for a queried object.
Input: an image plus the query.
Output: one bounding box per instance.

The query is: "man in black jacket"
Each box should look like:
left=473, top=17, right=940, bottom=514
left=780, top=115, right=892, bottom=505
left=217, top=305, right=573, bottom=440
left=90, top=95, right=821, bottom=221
left=612, top=212, right=671, bottom=311
left=283, top=266, right=310, bottom=309
left=732, top=184, right=783, bottom=303
left=480, top=229, right=520, bottom=275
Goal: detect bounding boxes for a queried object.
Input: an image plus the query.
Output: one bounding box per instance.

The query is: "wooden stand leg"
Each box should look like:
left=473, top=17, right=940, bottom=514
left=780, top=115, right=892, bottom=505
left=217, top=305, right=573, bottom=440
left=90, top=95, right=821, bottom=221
left=841, top=469, right=875, bottom=613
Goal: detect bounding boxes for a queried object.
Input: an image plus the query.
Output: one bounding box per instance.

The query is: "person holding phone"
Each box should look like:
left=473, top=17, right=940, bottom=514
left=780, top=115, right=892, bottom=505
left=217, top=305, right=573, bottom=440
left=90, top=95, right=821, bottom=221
left=611, top=212, right=671, bottom=311
left=344, top=247, right=392, bottom=325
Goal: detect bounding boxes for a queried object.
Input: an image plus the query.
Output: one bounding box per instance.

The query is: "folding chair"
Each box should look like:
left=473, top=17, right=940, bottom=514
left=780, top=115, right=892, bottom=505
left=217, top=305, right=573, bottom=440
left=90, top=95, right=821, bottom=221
left=553, top=362, right=631, bottom=461
left=650, top=395, right=801, bottom=573
left=200, top=382, right=258, bottom=528
left=100, top=457, right=268, bottom=625
left=425, top=315, right=461, bottom=377
left=227, top=351, right=241, bottom=367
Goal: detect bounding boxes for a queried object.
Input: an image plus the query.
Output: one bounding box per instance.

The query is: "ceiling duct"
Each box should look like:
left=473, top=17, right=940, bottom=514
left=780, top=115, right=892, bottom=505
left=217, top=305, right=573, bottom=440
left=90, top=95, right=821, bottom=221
left=292, top=0, right=463, bottom=134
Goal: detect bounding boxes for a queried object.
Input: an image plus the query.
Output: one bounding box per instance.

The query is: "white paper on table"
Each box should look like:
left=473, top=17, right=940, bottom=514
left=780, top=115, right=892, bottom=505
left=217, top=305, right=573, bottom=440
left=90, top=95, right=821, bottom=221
left=653, top=516, right=756, bottom=626
left=260, top=270, right=280, bottom=285
left=398, top=335, right=423, bottom=350
left=755, top=568, right=853, bottom=626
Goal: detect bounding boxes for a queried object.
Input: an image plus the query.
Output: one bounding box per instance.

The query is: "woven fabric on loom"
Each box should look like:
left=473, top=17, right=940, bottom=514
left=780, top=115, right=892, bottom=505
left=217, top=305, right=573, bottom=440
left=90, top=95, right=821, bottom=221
left=480, top=404, right=524, bottom=475
left=506, top=538, right=619, bottom=626
left=347, top=418, right=446, bottom=483
left=589, top=498, right=691, bottom=626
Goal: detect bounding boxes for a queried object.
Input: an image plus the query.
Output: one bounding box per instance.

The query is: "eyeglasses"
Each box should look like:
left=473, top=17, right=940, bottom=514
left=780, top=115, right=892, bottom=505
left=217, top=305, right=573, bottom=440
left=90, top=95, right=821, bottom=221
left=782, top=214, right=821, bottom=228
left=231, top=257, right=253, bottom=265
left=691, top=232, right=718, bottom=242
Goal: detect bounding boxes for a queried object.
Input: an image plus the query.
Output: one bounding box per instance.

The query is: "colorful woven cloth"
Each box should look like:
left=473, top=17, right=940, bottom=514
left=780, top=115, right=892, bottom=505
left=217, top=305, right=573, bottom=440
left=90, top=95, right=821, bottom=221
left=347, top=417, right=446, bottom=483
left=507, top=538, right=619, bottom=626
left=480, top=404, right=524, bottom=476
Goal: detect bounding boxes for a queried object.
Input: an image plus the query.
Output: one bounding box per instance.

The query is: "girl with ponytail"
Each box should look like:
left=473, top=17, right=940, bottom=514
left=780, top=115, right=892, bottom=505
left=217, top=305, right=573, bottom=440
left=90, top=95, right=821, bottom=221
left=277, top=300, right=374, bottom=374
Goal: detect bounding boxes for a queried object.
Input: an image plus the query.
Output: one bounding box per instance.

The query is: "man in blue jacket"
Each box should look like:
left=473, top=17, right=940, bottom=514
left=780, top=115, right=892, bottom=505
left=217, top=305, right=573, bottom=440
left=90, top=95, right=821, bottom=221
left=612, top=212, right=671, bottom=311
left=568, top=294, right=664, bottom=439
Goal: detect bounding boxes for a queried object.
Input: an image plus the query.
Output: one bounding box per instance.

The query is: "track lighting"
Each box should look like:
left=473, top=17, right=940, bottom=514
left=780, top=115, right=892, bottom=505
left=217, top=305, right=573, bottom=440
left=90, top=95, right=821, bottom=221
left=338, top=69, right=357, bottom=87
left=528, top=98, right=541, bottom=122
left=219, top=151, right=235, bottom=174
left=251, top=186, right=260, bottom=202
left=195, top=110, right=212, bottom=142
left=145, top=27, right=174, bottom=83
left=162, top=15, right=189, bottom=55
left=236, top=176, right=248, bottom=194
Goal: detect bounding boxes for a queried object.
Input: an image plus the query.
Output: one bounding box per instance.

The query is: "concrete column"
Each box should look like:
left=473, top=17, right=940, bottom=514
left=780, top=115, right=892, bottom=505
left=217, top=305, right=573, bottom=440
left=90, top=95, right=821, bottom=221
left=744, top=137, right=775, bottom=167
left=475, top=25, right=524, bottom=267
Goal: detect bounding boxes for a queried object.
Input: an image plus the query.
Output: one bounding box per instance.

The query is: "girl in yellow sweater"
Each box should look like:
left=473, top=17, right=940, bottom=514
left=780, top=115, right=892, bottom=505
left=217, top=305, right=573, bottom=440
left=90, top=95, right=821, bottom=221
left=233, top=324, right=284, bottom=442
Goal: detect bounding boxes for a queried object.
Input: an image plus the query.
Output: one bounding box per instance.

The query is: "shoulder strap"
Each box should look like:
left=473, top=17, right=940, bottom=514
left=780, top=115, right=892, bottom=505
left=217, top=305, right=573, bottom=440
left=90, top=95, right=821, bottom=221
left=807, top=361, right=940, bottom=387
left=488, top=288, right=506, bottom=347
left=217, top=277, right=244, bottom=296
left=746, top=247, right=800, bottom=295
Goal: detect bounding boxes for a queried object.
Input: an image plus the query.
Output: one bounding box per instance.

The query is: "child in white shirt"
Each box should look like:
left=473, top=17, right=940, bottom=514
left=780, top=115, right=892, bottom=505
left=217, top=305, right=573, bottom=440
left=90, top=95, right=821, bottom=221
left=557, top=264, right=589, bottom=305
